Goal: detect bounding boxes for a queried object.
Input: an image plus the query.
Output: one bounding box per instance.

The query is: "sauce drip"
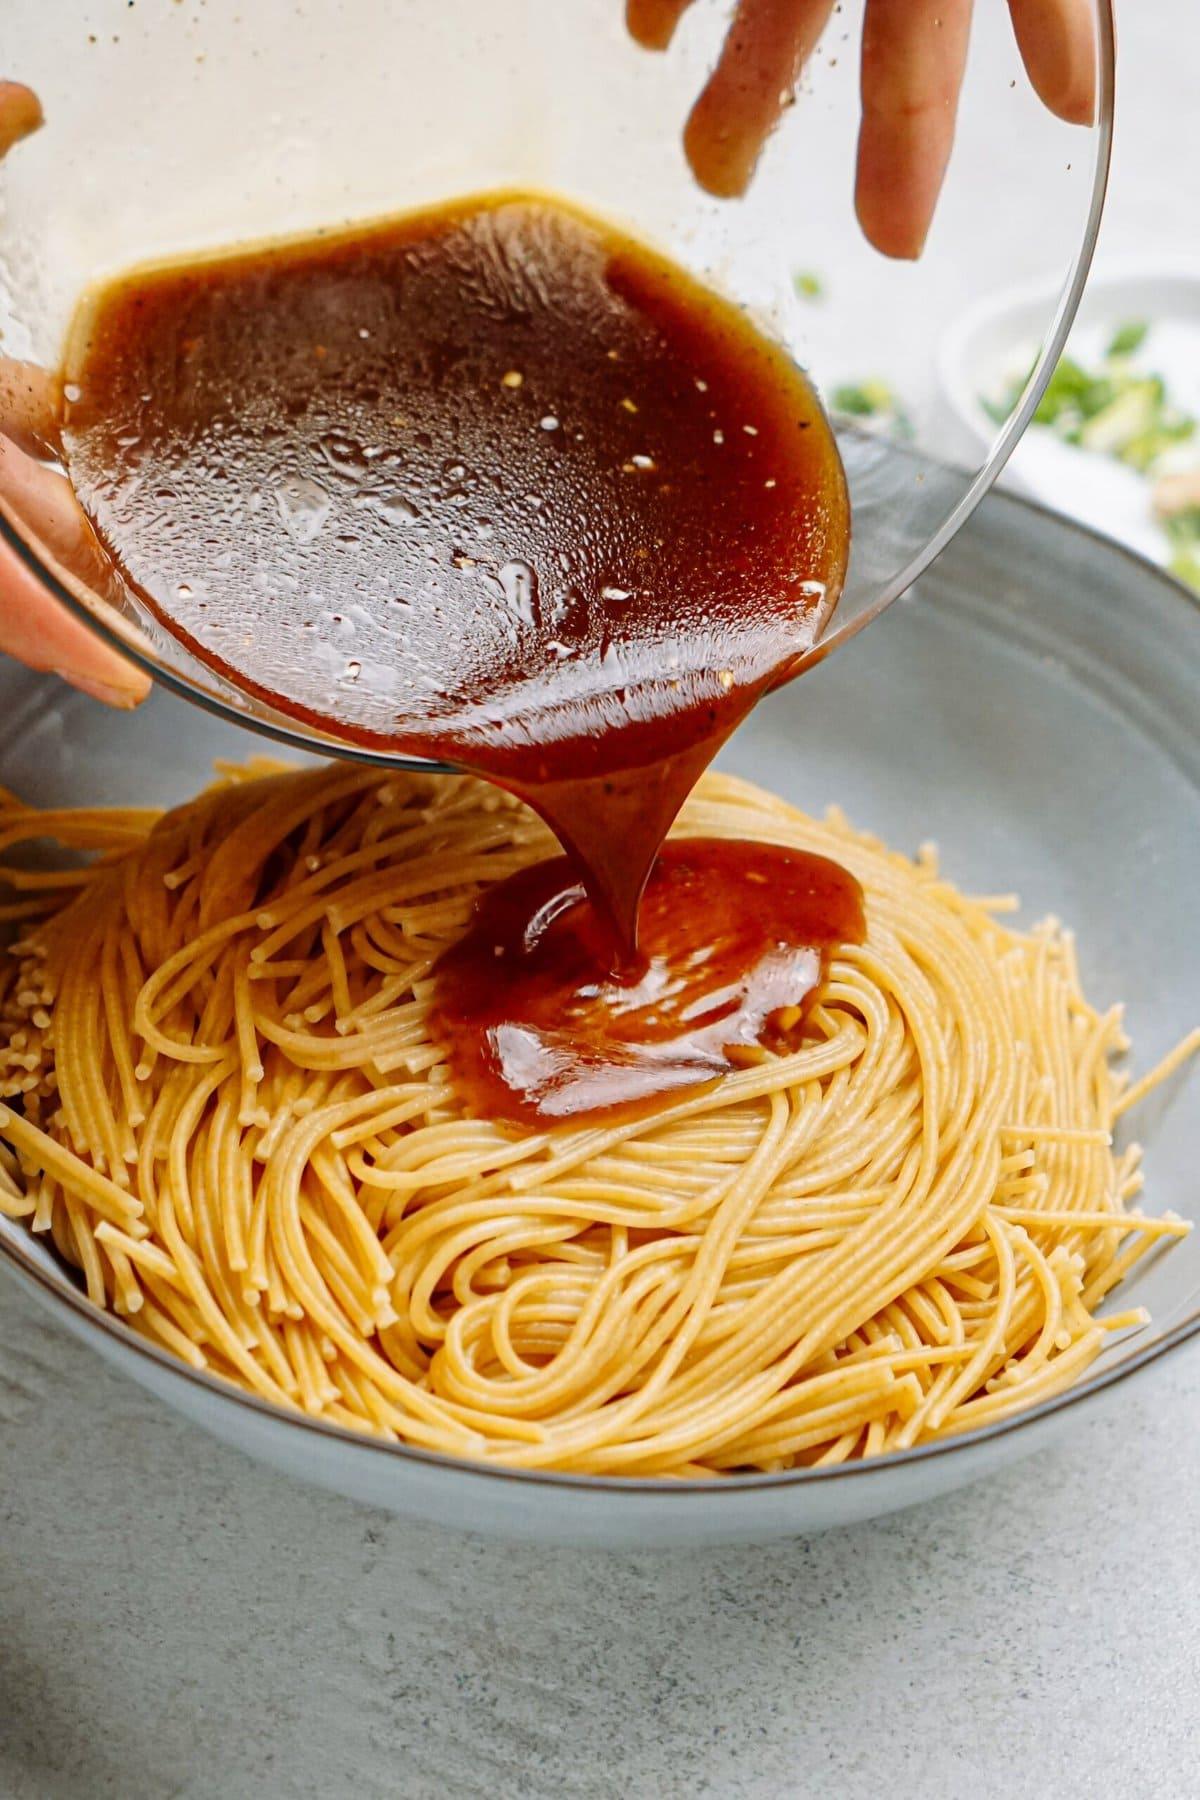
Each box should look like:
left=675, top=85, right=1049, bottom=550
left=435, top=840, right=864, bottom=1124
left=61, top=192, right=859, bottom=1123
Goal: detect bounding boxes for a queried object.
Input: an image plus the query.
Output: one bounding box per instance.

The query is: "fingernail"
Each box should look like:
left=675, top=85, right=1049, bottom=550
left=54, top=667, right=148, bottom=709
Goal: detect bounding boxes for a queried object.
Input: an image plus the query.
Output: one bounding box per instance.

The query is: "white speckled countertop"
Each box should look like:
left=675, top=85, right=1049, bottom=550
left=3, top=7, right=1198, bottom=1796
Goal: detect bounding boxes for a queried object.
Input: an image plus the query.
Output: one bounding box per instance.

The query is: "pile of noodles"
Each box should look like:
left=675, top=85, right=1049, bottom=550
left=0, top=760, right=1192, bottom=1475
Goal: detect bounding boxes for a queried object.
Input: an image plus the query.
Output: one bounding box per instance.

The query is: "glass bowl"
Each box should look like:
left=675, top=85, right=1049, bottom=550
left=0, top=0, right=1113, bottom=762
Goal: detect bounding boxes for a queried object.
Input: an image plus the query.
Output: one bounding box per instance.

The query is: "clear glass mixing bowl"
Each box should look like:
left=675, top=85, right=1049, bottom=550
left=0, top=0, right=1114, bottom=765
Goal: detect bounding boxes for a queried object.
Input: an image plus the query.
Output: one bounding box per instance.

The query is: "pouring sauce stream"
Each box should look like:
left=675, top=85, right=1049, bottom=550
left=61, top=193, right=860, bottom=1121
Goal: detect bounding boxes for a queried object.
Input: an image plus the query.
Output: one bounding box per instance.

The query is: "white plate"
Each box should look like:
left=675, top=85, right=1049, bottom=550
left=0, top=489, right=1197, bottom=1546
left=937, top=262, right=1200, bottom=565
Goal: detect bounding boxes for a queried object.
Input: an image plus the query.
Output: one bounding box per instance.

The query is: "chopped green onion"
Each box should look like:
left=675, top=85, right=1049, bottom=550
left=793, top=271, right=824, bottom=301
left=832, top=379, right=889, bottom=417
left=832, top=379, right=913, bottom=440
left=982, top=326, right=1195, bottom=476
left=1165, top=506, right=1200, bottom=593
left=1106, top=319, right=1149, bottom=358
left=981, top=315, right=1199, bottom=586
left=1078, top=381, right=1160, bottom=455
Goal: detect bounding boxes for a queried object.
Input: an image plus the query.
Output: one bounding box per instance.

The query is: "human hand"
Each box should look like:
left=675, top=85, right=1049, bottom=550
left=0, top=81, right=149, bottom=709
left=626, top=0, right=1097, bottom=258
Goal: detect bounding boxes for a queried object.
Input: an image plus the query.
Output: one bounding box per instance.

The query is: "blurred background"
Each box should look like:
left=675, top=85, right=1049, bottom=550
left=890, top=3, right=1199, bottom=586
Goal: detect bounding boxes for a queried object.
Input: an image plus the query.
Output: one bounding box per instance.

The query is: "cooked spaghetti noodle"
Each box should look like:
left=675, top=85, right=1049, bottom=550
left=0, top=761, right=1193, bottom=1474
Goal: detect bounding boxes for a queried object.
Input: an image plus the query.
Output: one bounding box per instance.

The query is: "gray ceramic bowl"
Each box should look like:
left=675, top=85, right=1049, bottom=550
left=0, top=489, right=1196, bottom=1547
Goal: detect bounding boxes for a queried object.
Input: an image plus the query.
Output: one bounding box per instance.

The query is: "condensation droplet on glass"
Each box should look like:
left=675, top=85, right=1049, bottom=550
left=497, top=559, right=540, bottom=630
left=355, top=488, right=420, bottom=524
left=275, top=474, right=332, bottom=544
left=553, top=587, right=588, bottom=635
left=540, top=415, right=559, bottom=432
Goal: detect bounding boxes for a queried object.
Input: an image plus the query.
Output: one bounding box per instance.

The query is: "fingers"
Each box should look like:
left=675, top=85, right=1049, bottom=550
left=0, top=440, right=149, bottom=708
left=1007, top=0, right=1096, bottom=125
left=0, top=358, right=62, bottom=459
left=682, top=0, right=838, bottom=198
left=626, top=0, right=699, bottom=52
left=0, top=89, right=147, bottom=710
left=856, top=0, right=973, bottom=260
left=0, top=537, right=149, bottom=706
left=0, top=81, right=42, bottom=157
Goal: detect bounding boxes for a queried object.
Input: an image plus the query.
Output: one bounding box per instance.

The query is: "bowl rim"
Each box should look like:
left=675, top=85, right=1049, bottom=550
left=1, top=484, right=1197, bottom=1498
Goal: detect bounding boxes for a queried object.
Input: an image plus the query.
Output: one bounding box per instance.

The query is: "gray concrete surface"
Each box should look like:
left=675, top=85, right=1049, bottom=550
left=2, top=1277, right=1199, bottom=1799
left=2, top=4, right=1198, bottom=1796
